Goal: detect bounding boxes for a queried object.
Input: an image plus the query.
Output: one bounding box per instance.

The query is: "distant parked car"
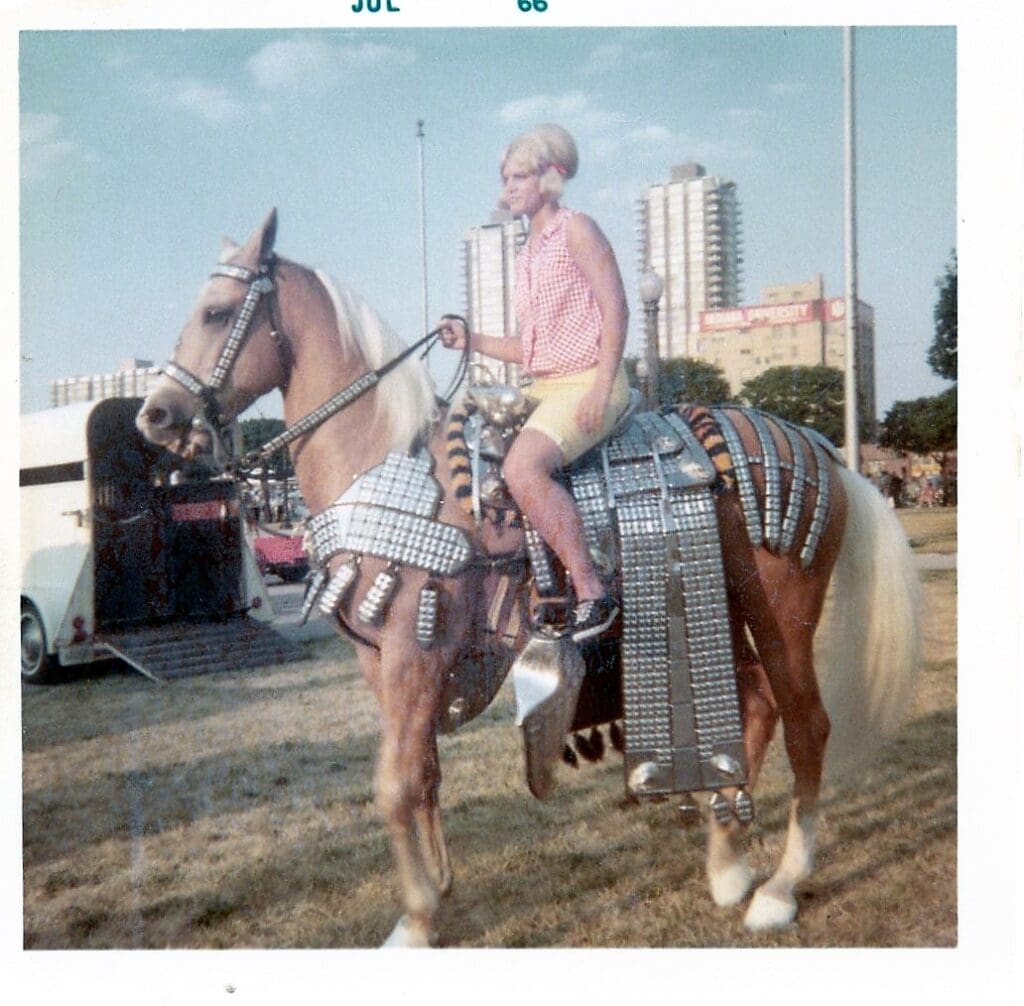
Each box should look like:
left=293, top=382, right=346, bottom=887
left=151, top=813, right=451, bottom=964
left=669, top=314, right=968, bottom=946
left=252, top=533, right=310, bottom=583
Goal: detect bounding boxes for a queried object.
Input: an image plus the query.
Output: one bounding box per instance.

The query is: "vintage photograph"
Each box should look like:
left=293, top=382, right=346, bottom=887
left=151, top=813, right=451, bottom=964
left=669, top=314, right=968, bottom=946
left=7, top=2, right=1019, bottom=1000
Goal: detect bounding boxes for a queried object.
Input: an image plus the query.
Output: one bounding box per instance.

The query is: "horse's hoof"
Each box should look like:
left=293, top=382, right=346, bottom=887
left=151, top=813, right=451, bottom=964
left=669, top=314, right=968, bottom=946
left=708, top=859, right=754, bottom=908
left=381, top=915, right=435, bottom=948
left=743, top=889, right=798, bottom=931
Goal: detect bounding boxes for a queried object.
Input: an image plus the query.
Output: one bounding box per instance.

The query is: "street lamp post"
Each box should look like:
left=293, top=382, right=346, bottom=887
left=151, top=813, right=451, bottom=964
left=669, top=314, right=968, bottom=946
left=638, top=271, right=664, bottom=410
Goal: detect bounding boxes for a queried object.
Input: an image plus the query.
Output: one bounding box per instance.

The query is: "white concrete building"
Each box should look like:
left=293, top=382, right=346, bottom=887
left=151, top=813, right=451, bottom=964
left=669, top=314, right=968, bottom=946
left=461, top=211, right=526, bottom=386
left=636, top=162, right=744, bottom=359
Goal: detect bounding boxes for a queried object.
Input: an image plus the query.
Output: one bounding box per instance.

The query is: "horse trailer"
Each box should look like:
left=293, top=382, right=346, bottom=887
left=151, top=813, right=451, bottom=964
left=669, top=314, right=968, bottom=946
left=19, top=397, right=302, bottom=684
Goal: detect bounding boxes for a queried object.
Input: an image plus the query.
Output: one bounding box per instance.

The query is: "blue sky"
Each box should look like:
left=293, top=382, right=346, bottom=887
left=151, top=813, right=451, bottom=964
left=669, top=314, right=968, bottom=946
left=19, top=23, right=957, bottom=418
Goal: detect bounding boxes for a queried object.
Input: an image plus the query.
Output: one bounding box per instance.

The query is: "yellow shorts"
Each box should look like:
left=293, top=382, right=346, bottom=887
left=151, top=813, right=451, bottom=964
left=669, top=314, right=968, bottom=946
left=522, top=364, right=632, bottom=464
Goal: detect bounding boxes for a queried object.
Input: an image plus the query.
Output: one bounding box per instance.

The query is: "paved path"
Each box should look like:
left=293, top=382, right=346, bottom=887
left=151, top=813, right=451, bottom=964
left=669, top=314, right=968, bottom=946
left=267, top=581, right=336, bottom=642
left=915, top=552, right=957, bottom=570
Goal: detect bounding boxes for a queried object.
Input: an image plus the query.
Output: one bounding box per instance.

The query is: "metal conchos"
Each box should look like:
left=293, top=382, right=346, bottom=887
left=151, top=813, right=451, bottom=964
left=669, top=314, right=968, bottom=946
left=299, top=567, right=329, bottom=625
left=416, top=583, right=440, bottom=648
left=319, top=558, right=360, bottom=618
left=357, top=566, right=400, bottom=625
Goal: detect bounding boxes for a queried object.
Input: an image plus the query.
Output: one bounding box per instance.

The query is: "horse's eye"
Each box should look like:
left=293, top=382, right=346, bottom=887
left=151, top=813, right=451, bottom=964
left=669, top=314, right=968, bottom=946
left=204, top=307, right=233, bottom=327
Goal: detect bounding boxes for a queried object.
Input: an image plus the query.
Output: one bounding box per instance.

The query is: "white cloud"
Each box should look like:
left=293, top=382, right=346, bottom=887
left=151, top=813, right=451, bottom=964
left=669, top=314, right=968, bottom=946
left=496, top=91, right=760, bottom=181
left=246, top=38, right=416, bottom=91
left=173, top=80, right=247, bottom=122
left=498, top=91, right=627, bottom=138
left=584, top=42, right=626, bottom=73
left=727, top=107, right=763, bottom=123
left=142, top=76, right=247, bottom=123
left=624, top=124, right=673, bottom=144
left=21, top=112, right=98, bottom=182
left=580, top=37, right=664, bottom=76
left=22, top=111, right=60, bottom=148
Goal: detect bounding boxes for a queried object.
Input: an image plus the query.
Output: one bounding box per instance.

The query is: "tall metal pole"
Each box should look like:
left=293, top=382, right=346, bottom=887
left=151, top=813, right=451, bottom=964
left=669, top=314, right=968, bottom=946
left=842, top=28, right=861, bottom=471
left=417, top=119, right=429, bottom=335
left=643, top=300, right=660, bottom=410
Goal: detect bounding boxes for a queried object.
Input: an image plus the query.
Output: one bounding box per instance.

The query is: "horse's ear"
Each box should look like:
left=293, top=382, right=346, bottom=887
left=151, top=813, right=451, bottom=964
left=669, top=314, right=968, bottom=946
left=258, top=208, right=278, bottom=264
left=219, top=236, right=239, bottom=263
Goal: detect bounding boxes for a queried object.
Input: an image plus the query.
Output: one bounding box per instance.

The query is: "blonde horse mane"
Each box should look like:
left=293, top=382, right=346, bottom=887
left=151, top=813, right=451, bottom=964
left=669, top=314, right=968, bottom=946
left=315, top=270, right=438, bottom=452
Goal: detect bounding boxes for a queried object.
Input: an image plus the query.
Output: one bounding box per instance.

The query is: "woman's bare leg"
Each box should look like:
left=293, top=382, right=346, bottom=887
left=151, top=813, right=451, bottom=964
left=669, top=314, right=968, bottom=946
left=503, top=430, right=603, bottom=600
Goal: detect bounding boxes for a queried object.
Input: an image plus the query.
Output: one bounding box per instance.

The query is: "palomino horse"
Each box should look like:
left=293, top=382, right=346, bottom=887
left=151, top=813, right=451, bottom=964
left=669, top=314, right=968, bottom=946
left=137, top=211, right=920, bottom=946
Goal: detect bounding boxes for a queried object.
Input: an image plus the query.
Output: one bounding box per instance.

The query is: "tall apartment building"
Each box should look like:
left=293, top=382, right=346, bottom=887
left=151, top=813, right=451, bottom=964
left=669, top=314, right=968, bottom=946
left=50, top=358, right=162, bottom=408
left=695, top=275, right=877, bottom=424
left=636, top=162, right=744, bottom=359
left=461, top=211, right=526, bottom=386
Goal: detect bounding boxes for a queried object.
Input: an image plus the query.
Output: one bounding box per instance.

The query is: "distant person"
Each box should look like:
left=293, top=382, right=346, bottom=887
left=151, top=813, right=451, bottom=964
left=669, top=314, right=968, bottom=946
left=438, top=123, right=630, bottom=641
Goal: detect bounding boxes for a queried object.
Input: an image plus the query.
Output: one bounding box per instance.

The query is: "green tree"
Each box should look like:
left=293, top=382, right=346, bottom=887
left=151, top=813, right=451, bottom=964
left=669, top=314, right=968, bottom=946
left=624, top=355, right=732, bottom=409
left=881, top=387, right=957, bottom=505
left=880, top=388, right=956, bottom=454
left=928, top=252, right=957, bottom=382
left=240, top=418, right=289, bottom=474
left=738, top=365, right=871, bottom=444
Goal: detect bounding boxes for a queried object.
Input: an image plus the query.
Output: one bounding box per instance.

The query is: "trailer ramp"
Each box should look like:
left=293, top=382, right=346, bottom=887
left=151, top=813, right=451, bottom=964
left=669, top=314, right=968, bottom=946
left=97, top=617, right=306, bottom=682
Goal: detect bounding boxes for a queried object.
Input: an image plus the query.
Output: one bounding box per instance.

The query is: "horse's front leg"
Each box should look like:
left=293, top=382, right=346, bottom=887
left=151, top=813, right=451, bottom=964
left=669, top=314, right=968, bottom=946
left=375, top=635, right=448, bottom=948
left=414, top=737, right=453, bottom=897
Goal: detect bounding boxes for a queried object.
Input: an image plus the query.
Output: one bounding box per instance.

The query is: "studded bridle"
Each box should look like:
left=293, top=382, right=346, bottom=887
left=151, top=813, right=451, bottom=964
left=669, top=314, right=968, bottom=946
left=161, top=256, right=288, bottom=449
left=160, top=251, right=470, bottom=474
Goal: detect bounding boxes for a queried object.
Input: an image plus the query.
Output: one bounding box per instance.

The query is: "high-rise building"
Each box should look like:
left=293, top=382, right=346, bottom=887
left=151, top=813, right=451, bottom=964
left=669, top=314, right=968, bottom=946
left=461, top=211, right=526, bottom=386
left=695, top=275, right=877, bottom=425
left=50, top=358, right=162, bottom=408
left=636, top=162, right=744, bottom=359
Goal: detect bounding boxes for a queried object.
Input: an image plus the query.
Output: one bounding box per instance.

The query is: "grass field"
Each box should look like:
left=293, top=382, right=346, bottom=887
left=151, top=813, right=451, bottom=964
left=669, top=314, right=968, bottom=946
left=897, top=506, right=959, bottom=554
left=21, top=510, right=957, bottom=949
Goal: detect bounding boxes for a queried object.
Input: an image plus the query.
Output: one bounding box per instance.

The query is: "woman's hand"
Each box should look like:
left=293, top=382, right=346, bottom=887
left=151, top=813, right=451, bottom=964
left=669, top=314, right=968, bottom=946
left=576, top=383, right=611, bottom=434
left=437, top=315, right=468, bottom=351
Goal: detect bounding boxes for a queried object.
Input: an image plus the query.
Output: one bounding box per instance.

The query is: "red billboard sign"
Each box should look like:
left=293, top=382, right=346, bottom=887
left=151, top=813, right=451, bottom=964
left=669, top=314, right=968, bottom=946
left=700, top=297, right=870, bottom=332
left=700, top=300, right=818, bottom=331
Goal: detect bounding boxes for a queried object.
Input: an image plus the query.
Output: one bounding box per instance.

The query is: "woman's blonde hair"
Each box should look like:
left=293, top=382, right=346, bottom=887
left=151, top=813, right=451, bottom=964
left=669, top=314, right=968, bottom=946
left=500, top=123, right=579, bottom=206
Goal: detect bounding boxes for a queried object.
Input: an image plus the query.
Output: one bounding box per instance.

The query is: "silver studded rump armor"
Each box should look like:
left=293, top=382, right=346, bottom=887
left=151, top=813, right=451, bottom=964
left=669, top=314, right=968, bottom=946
left=710, top=407, right=836, bottom=569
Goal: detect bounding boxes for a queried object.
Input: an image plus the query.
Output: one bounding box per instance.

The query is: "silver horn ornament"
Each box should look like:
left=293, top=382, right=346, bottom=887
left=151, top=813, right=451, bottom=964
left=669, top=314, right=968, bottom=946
left=511, top=631, right=585, bottom=800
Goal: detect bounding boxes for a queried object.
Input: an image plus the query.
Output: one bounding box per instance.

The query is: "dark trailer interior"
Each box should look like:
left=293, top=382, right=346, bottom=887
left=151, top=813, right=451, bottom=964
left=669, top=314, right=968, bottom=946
left=88, top=397, right=245, bottom=631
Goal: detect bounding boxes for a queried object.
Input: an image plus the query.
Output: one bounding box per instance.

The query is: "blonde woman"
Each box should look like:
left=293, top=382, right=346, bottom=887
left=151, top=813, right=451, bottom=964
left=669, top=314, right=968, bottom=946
left=440, top=124, right=631, bottom=640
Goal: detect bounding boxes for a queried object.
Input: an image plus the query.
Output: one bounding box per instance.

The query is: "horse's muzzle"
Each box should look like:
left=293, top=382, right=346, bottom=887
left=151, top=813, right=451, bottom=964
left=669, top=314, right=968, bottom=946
left=136, top=390, right=209, bottom=460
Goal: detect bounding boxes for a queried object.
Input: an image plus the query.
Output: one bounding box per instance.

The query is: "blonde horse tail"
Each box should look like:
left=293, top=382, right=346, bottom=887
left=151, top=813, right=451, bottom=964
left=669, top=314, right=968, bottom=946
left=815, top=466, right=922, bottom=774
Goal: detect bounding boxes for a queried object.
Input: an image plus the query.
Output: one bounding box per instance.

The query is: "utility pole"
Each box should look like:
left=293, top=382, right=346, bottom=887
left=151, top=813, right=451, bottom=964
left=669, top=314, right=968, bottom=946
left=842, top=27, right=861, bottom=471
left=417, top=119, right=429, bottom=336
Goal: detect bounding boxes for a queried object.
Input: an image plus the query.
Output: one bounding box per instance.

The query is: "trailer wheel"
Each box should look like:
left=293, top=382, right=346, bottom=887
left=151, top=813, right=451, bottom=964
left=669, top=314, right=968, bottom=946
left=21, top=602, right=58, bottom=685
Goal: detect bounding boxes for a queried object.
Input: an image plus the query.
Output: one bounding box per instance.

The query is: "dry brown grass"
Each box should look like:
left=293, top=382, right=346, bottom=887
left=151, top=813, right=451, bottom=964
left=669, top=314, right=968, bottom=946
left=23, top=545, right=956, bottom=949
left=897, top=505, right=958, bottom=554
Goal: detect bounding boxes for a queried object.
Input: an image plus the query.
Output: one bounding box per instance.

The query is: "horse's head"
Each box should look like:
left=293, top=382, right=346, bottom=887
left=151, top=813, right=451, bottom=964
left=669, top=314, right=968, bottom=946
left=136, top=209, right=290, bottom=465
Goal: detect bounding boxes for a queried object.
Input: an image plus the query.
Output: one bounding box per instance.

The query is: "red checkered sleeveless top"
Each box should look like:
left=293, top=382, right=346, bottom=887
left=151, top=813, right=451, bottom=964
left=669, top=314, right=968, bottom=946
left=515, top=207, right=604, bottom=377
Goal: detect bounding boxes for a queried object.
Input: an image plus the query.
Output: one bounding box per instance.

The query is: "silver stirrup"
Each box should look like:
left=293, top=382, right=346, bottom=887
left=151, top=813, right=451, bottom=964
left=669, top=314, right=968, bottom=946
left=511, top=631, right=585, bottom=800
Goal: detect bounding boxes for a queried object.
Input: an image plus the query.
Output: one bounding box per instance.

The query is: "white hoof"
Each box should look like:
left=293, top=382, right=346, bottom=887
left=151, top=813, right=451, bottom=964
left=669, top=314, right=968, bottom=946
left=381, top=915, right=434, bottom=948
left=708, top=859, right=754, bottom=908
left=744, top=888, right=798, bottom=931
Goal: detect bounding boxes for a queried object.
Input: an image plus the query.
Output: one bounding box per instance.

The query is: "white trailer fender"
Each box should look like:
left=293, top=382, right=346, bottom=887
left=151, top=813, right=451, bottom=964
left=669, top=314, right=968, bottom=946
left=21, top=542, right=91, bottom=656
